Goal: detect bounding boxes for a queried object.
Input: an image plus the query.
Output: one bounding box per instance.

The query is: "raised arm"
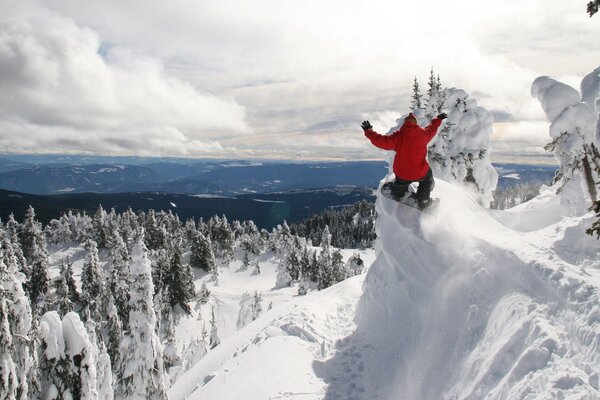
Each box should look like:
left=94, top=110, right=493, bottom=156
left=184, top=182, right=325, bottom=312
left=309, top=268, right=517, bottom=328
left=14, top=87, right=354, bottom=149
left=423, top=113, right=447, bottom=141
left=362, top=120, right=398, bottom=150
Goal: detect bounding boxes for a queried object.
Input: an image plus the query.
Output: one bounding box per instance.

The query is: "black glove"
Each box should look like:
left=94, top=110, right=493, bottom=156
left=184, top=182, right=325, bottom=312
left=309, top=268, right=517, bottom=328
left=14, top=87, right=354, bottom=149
left=361, top=120, right=373, bottom=131
left=437, top=113, right=448, bottom=120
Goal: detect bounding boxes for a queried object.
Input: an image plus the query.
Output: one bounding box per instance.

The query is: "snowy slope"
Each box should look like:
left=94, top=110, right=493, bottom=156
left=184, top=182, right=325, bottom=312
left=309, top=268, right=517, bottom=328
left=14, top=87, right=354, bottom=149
left=350, top=179, right=600, bottom=399
left=170, top=177, right=600, bottom=400
left=170, top=249, right=375, bottom=400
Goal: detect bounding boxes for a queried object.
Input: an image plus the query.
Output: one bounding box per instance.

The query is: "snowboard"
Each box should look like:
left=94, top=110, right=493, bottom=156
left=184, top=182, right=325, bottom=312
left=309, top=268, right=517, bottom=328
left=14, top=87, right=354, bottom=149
left=380, top=183, right=439, bottom=211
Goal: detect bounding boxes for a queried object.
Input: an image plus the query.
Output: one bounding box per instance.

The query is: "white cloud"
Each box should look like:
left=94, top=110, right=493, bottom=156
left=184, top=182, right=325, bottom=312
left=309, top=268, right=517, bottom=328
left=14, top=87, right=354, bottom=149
left=0, top=2, right=248, bottom=156
left=1, top=0, right=599, bottom=160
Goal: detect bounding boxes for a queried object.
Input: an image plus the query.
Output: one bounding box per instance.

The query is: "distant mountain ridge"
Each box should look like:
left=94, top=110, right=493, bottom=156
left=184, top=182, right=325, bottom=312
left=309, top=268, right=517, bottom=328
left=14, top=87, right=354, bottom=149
left=0, top=157, right=556, bottom=196
left=0, top=160, right=389, bottom=195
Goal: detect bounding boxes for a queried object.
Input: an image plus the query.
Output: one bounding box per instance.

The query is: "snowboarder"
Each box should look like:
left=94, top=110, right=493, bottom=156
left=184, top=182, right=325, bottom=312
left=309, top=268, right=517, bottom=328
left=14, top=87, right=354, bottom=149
left=362, top=112, right=447, bottom=209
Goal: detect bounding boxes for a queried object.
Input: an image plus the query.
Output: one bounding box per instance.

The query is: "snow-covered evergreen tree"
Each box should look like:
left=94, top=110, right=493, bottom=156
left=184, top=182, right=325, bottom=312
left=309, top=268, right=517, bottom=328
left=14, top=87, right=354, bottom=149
left=532, top=70, right=600, bottom=216
left=164, top=238, right=195, bottom=314
left=81, top=240, right=104, bottom=322
left=421, top=84, right=498, bottom=206
left=117, top=229, right=167, bottom=399
left=85, top=320, right=112, bottom=400
left=108, top=232, right=130, bottom=330
left=39, top=311, right=99, bottom=400
left=411, top=77, right=424, bottom=112
left=251, top=291, right=262, bottom=321
left=0, top=245, right=35, bottom=400
left=93, top=206, right=110, bottom=249
left=198, top=282, right=210, bottom=304
left=209, top=308, right=220, bottom=350
left=190, top=231, right=215, bottom=273
left=0, top=296, right=18, bottom=399
left=346, top=253, right=365, bottom=277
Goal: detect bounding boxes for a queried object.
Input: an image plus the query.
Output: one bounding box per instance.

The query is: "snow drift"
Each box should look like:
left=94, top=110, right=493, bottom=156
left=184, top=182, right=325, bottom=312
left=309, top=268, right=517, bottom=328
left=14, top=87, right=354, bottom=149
left=348, top=178, right=600, bottom=399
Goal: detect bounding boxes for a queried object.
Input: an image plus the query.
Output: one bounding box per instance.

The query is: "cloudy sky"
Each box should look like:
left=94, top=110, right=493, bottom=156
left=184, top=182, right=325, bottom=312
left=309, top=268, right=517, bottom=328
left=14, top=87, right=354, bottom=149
left=1, top=0, right=599, bottom=163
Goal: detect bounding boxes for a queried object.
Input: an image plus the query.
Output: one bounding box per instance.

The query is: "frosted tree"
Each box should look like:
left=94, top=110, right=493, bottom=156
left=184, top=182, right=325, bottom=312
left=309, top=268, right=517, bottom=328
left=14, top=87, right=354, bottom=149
left=117, top=229, right=167, bottom=399
left=346, top=253, right=365, bottom=277
left=81, top=240, right=104, bottom=322
left=39, top=311, right=99, bottom=400
left=532, top=71, right=600, bottom=216
left=54, top=268, right=75, bottom=316
left=0, top=246, right=35, bottom=400
left=198, top=282, right=210, bottom=304
left=190, top=231, right=215, bottom=273
left=108, top=232, right=130, bottom=329
left=418, top=84, right=498, bottom=206
left=240, top=220, right=261, bottom=255
left=164, top=239, right=195, bottom=314
left=85, top=320, right=113, bottom=400
left=103, top=293, right=122, bottom=376
left=209, top=308, right=220, bottom=350
left=0, top=296, right=18, bottom=399
left=317, top=226, right=334, bottom=290
left=3, top=216, right=28, bottom=278
left=18, top=206, right=42, bottom=263
left=93, top=206, right=110, bottom=249
left=411, top=77, right=424, bottom=112
left=251, top=291, right=262, bottom=321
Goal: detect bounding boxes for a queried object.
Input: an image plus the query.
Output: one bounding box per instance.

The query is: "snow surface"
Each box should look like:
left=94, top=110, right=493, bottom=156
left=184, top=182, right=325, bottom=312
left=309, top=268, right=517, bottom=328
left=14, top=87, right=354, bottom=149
left=170, top=177, right=600, bottom=400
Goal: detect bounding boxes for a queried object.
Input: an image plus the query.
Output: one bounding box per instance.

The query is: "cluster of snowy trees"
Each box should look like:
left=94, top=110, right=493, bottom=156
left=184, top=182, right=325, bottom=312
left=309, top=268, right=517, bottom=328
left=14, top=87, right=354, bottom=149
left=490, top=181, right=551, bottom=210
left=532, top=68, right=600, bottom=233
left=0, top=203, right=365, bottom=399
left=408, top=69, right=498, bottom=206
left=290, top=200, right=375, bottom=249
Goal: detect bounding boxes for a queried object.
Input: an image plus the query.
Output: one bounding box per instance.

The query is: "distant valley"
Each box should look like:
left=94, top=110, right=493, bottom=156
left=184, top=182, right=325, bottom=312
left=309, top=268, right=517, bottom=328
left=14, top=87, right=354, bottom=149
left=0, top=154, right=556, bottom=228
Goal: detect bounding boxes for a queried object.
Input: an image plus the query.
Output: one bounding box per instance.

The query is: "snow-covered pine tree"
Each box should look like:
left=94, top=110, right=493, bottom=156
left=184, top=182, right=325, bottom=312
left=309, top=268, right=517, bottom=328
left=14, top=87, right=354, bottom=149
left=208, top=215, right=235, bottom=262
left=419, top=81, right=498, bottom=206
left=85, top=319, right=113, bottom=400
left=103, top=292, right=122, bottom=379
left=38, top=312, right=69, bottom=399
left=241, top=252, right=250, bottom=271
left=39, top=311, right=100, bottom=400
left=190, top=231, right=215, bottom=273
left=251, top=291, right=262, bottom=321
left=240, top=220, right=261, bottom=256
left=0, top=245, right=35, bottom=400
left=93, top=206, right=111, bottom=249
left=346, top=253, right=365, bottom=277
left=28, top=244, right=50, bottom=311
left=198, top=282, right=210, bottom=304
left=95, top=341, right=114, bottom=400
left=108, top=231, right=130, bottom=330
left=317, top=226, right=334, bottom=290
left=3, top=216, right=29, bottom=279
left=0, top=295, right=18, bottom=399
left=532, top=72, right=600, bottom=215
left=184, top=218, right=197, bottom=242
left=331, top=249, right=346, bottom=284
left=209, top=308, right=220, bottom=350
left=143, top=210, right=160, bottom=251
left=18, top=206, right=42, bottom=263
left=164, top=237, right=195, bottom=314
left=117, top=229, right=167, bottom=399
left=411, top=77, right=424, bottom=112
left=54, top=265, right=75, bottom=316
left=81, top=240, right=104, bottom=322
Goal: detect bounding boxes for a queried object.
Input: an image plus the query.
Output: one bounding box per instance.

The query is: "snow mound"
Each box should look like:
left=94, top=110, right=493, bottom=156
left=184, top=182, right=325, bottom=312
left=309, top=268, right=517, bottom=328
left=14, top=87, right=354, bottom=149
left=349, top=179, right=600, bottom=399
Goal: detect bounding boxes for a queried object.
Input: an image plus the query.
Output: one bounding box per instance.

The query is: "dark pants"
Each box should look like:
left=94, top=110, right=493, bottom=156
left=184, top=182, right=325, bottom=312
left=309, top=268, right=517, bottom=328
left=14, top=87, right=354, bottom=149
left=385, top=168, right=435, bottom=201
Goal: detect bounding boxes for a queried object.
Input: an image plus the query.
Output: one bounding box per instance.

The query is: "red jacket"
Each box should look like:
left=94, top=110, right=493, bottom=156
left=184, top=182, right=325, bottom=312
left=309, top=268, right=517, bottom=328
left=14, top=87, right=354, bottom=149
left=365, top=118, right=442, bottom=181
